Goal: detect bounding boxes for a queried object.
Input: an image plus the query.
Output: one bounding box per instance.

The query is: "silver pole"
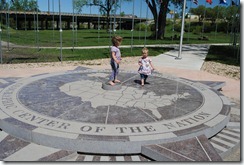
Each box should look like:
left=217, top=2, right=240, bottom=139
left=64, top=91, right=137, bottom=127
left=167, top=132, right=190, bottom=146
left=7, top=0, right=10, bottom=51
left=0, top=28, right=2, bottom=64
left=34, top=5, right=36, bottom=47
left=59, top=0, right=63, bottom=62
left=144, top=0, right=149, bottom=47
left=36, top=0, right=39, bottom=50
left=139, top=0, right=142, bottom=40
left=215, top=5, right=220, bottom=41
left=130, top=0, right=135, bottom=51
left=48, top=0, right=50, bottom=14
left=72, top=0, right=75, bottom=50
left=75, top=15, right=77, bottom=46
left=176, top=0, right=186, bottom=60
left=113, top=0, right=117, bottom=34
left=187, top=1, right=192, bottom=42
left=98, top=8, right=100, bottom=43
left=0, top=14, right=2, bottom=63
left=172, top=4, right=175, bottom=41
left=52, top=0, right=54, bottom=43
left=201, top=1, right=207, bottom=38
left=119, top=0, right=122, bottom=34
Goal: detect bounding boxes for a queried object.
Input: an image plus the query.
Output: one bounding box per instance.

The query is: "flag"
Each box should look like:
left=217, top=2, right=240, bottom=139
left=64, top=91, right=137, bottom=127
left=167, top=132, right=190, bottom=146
left=193, top=0, right=198, bottom=5
left=206, top=0, right=212, bottom=4
left=219, top=0, right=228, bottom=5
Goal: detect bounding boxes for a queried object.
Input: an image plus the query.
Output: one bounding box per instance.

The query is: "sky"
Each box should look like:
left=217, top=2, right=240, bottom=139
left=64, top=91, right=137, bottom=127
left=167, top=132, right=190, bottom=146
left=37, top=0, right=240, bottom=18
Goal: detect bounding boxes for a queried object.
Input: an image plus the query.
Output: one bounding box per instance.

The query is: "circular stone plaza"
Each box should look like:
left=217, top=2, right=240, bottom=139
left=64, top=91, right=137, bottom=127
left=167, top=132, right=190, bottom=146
left=0, top=66, right=239, bottom=161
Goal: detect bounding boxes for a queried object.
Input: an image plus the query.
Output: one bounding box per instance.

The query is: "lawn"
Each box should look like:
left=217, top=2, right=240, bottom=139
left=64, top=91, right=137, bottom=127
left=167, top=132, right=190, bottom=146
left=0, top=27, right=240, bottom=66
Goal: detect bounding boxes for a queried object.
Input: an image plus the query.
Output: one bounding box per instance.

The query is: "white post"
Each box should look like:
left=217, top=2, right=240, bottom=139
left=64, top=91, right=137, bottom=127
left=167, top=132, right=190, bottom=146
left=52, top=0, right=55, bottom=42
left=59, top=0, right=63, bottom=62
left=113, top=0, right=117, bottom=34
left=48, top=0, right=50, bottom=13
left=72, top=0, right=75, bottom=50
left=131, top=0, right=135, bottom=51
left=0, top=28, right=2, bottom=64
left=144, top=0, right=149, bottom=47
left=36, top=0, right=39, bottom=50
left=7, top=0, right=10, bottom=50
left=176, top=0, right=187, bottom=60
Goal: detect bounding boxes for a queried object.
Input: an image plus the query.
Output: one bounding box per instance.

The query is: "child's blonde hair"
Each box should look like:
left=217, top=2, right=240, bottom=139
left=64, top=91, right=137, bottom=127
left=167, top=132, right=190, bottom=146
left=112, top=36, right=123, bottom=46
left=142, top=47, right=149, bottom=54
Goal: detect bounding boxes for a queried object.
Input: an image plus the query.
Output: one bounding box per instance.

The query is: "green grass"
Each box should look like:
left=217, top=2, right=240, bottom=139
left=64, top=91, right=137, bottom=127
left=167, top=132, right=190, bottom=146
left=206, top=45, right=240, bottom=66
left=5, top=45, right=240, bottom=67
left=3, top=47, right=173, bottom=64
left=1, top=28, right=236, bottom=48
left=0, top=27, right=240, bottom=65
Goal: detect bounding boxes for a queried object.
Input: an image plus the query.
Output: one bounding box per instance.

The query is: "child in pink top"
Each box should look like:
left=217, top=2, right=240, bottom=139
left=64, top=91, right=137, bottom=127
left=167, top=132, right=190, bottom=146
left=138, top=47, right=155, bottom=86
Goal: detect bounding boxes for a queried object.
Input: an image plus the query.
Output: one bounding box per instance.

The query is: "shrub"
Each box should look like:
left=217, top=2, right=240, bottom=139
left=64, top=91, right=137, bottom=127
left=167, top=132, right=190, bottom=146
left=135, top=23, right=150, bottom=31
left=203, top=23, right=214, bottom=33
left=173, top=23, right=181, bottom=32
left=207, top=45, right=240, bottom=65
left=192, top=26, right=202, bottom=34
left=217, top=22, right=229, bottom=33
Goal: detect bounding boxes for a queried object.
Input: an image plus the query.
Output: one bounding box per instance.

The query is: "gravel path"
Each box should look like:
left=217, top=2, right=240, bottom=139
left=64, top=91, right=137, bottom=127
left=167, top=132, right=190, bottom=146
left=201, top=61, right=240, bottom=80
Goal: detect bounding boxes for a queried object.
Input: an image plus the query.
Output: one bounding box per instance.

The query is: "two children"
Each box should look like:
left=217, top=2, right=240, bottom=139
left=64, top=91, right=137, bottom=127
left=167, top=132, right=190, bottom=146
left=108, top=36, right=154, bottom=86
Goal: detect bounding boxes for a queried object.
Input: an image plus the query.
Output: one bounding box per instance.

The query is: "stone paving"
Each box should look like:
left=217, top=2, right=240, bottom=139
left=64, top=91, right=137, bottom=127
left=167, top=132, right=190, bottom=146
left=0, top=66, right=234, bottom=161
left=0, top=44, right=240, bottom=161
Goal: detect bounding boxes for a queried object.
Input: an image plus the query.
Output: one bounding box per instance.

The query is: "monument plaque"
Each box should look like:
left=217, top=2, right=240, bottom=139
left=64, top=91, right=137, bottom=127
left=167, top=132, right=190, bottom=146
left=0, top=69, right=230, bottom=154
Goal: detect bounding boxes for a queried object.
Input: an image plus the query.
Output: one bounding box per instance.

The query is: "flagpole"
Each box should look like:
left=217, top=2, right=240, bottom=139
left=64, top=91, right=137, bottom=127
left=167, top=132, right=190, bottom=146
left=36, top=0, right=39, bottom=51
left=0, top=28, right=2, bottom=64
left=144, top=0, right=149, bottom=47
left=131, top=0, right=135, bottom=51
left=201, top=0, right=207, bottom=38
left=139, top=0, right=142, bottom=40
left=172, top=2, right=175, bottom=41
left=176, top=0, right=187, bottom=60
left=72, top=0, right=74, bottom=50
left=187, top=0, right=192, bottom=42
left=0, top=12, right=2, bottom=63
left=59, top=0, right=62, bottom=62
left=214, top=4, right=220, bottom=41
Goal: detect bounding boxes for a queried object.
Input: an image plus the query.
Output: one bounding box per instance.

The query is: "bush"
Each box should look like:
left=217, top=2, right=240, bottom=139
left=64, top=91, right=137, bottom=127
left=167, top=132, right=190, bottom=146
left=203, top=23, right=215, bottom=33
left=207, top=45, right=240, bottom=65
left=135, top=23, right=150, bottom=31
left=173, top=23, right=182, bottom=32
left=192, top=26, right=202, bottom=34
left=217, top=22, right=229, bottom=33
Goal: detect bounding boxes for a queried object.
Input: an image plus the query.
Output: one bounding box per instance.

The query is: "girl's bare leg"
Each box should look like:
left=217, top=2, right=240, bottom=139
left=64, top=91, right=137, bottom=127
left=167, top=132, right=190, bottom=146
left=141, top=79, right=144, bottom=86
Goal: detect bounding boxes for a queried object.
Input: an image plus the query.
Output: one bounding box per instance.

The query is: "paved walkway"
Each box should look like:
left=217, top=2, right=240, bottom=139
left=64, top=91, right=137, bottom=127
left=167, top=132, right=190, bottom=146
left=152, top=44, right=209, bottom=70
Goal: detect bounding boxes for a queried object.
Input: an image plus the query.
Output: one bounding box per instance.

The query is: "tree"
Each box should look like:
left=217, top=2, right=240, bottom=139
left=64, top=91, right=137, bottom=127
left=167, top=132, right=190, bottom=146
left=74, top=0, right=131, bottom=30
left=0, top=0, right=9, bottom=10
left=1, top=0, right=37, bottom=11
left=189, top=5, right=206, bottom=23
left=145, top=0, right=183, bottom=39
left=73, top=0, right=182, bottom=39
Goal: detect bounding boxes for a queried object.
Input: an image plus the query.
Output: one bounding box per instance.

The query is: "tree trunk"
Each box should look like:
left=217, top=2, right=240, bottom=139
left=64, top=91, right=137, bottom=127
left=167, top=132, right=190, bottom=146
left=157, top=0, right=169, bottom=39
left=147, top=0, right=169, bottom=40
left=106, top=10, right=110, bottom=30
